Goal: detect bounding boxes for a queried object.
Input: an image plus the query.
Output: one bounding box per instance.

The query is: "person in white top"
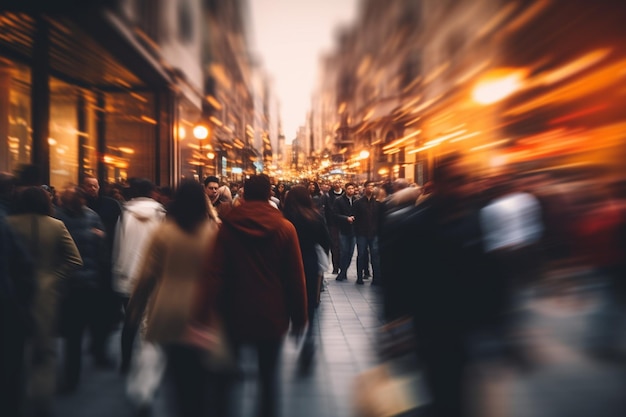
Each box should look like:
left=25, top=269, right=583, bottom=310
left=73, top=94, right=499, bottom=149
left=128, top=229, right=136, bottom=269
left=112, top=178, right=166, bottom=376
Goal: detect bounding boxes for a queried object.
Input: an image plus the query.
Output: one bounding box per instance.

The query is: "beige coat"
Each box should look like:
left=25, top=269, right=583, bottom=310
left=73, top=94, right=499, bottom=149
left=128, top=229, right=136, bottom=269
left=128, top=218, right=219, bottom=344
left=6, top=214, right=83, bottom=335
left=6, top=214, right=82, bottom=408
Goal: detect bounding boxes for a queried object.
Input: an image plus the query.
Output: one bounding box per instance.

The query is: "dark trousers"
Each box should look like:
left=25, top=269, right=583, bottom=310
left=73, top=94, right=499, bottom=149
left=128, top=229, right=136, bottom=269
left=165, top=345, right=211, bottom=417
left=329, top=225, right=341, bottom=272
left=224, top=339, right=283, bottom=417
left=0, top=307, right=27, bottom=416
left=356, top=235, right=380, bottom=281
left=61, top=289, right=95, bottom=389
left=416, top=330, right=468, bottom=417
left=120, top=295, right=139, bottom=373
left=338, top=233, right=356, bottom=279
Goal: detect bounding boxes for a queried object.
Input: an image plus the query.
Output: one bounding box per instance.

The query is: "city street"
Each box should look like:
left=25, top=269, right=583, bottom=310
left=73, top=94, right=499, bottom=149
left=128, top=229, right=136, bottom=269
left=52, top=263, right=626, bottom=417
left=54, top=259, right=391, bottom=417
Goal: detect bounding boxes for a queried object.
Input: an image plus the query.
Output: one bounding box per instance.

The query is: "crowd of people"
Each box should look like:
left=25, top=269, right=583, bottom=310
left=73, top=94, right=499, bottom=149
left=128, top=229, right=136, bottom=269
left=1, top=156, right=626, bottom=417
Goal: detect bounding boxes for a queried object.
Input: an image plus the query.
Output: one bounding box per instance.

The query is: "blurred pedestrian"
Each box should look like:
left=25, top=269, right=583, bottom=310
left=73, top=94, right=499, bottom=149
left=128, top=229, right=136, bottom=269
left=112, top=178, right=166, bottom=376
left=353, top=181, right=382, bottom=285
left=333, top=182, right=357, bottom=282
left=82, top=175, right=122, bottom=367
left=195, top=174, right=308, bottom=417
left=6, top=186, right=82, bottom=417
left=324, top=179, right=345, bottom=274
left=54, top=185, right=106, bottom=392
left=127, top=180, right=220, bottom=417
left=283, top=185, right=330, bottom=372
left=0, top=213, right=35, bottom=417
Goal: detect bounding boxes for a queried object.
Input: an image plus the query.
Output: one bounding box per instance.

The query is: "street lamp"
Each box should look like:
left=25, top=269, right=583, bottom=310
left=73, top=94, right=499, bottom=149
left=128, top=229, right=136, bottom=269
left=359, top=150, right=371, bottom=181
left=207, top=151, right=216, bottom=176
left=193, top=124, right=209, bottom=180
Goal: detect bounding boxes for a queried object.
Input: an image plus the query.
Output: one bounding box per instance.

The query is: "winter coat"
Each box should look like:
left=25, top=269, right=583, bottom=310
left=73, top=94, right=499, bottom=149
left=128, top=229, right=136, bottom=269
left=112, top=198, right=166, bottom=295
left=284, top=211, right=330, bottom=308
left=353, top=195, right=382, bottom=238
left=197, top=201, right=308, bottom=343
left=54, top=206, right=106, bottom=290
left=333, top=194, right=356, bottom=235
left=128, top=219, right=219, bottom=344
left=5, top=214, right=82, bottom=337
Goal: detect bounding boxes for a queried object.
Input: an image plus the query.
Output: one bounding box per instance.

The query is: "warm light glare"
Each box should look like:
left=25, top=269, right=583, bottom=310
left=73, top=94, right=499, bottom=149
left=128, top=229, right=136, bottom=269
left=472, top=69, right=525, bottom=105
left=359, top=150, right=370, bottom=159
left=178, top=126, right=186, bottom=140
left=193, top=125, right=209, bottom=140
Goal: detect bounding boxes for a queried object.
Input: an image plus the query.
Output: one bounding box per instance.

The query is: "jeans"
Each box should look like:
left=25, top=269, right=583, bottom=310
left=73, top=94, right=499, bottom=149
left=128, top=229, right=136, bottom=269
left=338, top=233, right=356, bottom=279
left=356, top=235, right=380, bottom=281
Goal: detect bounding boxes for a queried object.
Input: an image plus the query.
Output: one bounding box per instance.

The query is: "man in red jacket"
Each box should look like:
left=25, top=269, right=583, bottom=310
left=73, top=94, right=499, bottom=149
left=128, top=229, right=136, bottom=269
left=197, top=173, right=308, bottom=417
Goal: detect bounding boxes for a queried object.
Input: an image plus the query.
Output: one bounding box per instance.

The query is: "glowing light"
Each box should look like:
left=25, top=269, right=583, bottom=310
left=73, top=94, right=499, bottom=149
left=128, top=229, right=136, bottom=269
left=48, top=138, right=57, bottom=146
left=193, top=125, right=209, bottom=140
left=472, top=69, right=525, bottom=105
left=118, top=147, right=135, bottom=154
left=178, top=126, right=186, bottom=140
left=359, top=150, right=370, bottom=159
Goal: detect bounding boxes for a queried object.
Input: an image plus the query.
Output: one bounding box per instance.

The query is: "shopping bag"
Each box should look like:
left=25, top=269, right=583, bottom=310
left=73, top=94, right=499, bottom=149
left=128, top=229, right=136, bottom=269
left=126, top=338, right=166, bottom=407
left=315, top=244, right=330, bottom=274
left=183, top=321, right=235, bottom=373
left=352, top=358, right=430, bottom=417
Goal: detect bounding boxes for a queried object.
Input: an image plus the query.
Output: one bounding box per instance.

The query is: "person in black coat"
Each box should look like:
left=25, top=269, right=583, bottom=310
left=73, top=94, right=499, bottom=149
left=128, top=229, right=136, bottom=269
left=55, top=186, right=107, bottom=392
left=83, top=176, right=122, bottom=367
left=0, top=215, right=35, bottom=417
left=353, top=181, right=382, bottom=285
left=332, top=182, right=357, bottom=282
left=382, top=154, right=498, bottom=417
left=283, top=185, right=331, bottom=372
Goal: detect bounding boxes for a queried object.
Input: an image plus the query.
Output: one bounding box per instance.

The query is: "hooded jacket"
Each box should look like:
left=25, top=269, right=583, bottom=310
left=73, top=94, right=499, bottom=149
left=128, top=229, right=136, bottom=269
left=197, top=201, right=308, bottom=343
left=112, top=197, right=166, bottom=295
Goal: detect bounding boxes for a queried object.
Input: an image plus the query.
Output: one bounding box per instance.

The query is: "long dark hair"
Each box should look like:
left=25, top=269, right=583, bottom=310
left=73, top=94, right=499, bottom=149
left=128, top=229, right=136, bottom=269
left=168, top=180, right=209, bottom=233
left=283, top=185, right=319, bottom=223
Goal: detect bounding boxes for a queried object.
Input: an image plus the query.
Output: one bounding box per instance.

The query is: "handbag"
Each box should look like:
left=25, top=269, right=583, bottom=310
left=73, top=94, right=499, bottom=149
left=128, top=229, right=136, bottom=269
left=315, top=244, right=330, bottom=274
left=183, top=320, right=235, bottom=373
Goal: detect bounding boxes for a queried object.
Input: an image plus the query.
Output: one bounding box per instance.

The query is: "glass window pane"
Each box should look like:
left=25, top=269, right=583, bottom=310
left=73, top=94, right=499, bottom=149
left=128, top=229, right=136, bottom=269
left=105, top=91, right=156, bottom=183
left=49, top=78, right=78, bottom=188
left=3, top=63, right=32, bottom=174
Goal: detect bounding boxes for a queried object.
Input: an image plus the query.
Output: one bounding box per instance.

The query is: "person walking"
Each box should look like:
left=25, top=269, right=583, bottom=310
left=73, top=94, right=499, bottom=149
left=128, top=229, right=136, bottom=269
left=82, top=175, right=122, bottom=367
left=282, top=185, right=330, bottom=372
left=353, top=180, right=382, bottom=285
left=54, top=186, right=106, bottom=393
left=195, top=174, right=308, bottom=417
left=126, top=180, right=220, bottom=417
left=333, top=182, right=357, bottom=282
left=324, top=179, right=344, bottom=274
left=0, top=211, right=35, bottom=417
left=6, top=186, right=82, bottom=417
left=112, top=178, right=167, bottom=376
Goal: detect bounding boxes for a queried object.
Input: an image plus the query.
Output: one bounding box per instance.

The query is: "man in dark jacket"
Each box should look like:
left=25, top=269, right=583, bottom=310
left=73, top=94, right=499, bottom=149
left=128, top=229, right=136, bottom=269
left=83, top=175, right=122, bottom=367
left=333, top=182, right=357, bottom=282
left=323, top=179, right=345, bottom=273
left=353, top=181, right=382, bottom=285
left=55, top=186, right=107, bottom=391
left=196, top=174, right=308, bottom=417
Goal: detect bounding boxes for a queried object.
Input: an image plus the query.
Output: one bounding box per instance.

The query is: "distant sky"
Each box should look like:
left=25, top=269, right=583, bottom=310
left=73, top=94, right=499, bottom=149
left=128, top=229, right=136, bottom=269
left=248, top=0, right=360, bottom=143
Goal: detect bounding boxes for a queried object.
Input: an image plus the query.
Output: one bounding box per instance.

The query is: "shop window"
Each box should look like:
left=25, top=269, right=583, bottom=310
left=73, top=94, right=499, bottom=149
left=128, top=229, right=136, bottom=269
left=105, top=91, right=156, bottom=183
left=49, top=78, right=79, bottom=188
left=1, top=63, right=31, bottom=175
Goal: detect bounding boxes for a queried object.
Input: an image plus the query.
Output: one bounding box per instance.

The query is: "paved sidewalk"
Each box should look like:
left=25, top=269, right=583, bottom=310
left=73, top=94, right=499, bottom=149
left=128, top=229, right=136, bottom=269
left=54, top=260, right=388, bottom=417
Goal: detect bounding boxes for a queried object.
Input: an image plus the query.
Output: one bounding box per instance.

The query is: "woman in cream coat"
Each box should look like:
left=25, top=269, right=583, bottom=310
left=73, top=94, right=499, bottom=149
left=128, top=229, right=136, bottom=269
left=127, top=180, right=219, bottom=417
